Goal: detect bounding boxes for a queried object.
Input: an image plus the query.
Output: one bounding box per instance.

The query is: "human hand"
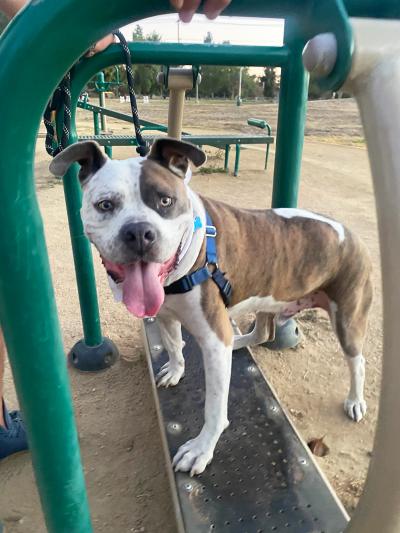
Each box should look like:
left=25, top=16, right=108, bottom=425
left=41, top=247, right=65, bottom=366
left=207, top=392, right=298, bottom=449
left=170, top=0, right=231, bottom=23
left=85, top=34, right=116, bottom=57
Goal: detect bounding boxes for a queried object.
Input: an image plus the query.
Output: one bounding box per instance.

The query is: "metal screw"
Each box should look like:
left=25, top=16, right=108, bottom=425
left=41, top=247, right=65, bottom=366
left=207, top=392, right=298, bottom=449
left=247, top=364, right=258, bottom=375
left=167, top=422, right=182, bottom=434
left=184, top=483, right=193, bottom=492
left=270, top=405, right=278, bottom=413
left=153, top=344, right=162, bottom=352
left=146, top=317, right=155, bottom=323
left=299, top=457, right=308, bottom=466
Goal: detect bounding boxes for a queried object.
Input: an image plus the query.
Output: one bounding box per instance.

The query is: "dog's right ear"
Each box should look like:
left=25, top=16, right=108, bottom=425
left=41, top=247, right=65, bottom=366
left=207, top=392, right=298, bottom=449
left=49, top=141, right=107, bottom=184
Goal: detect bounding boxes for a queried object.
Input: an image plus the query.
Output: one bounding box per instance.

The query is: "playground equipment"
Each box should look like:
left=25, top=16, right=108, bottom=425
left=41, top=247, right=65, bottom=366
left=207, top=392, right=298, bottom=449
left=86, top=66, right=126, bottom=134
left=0, top=1, right=400, bottom=532
left=77, top=62, right=274, bottom=176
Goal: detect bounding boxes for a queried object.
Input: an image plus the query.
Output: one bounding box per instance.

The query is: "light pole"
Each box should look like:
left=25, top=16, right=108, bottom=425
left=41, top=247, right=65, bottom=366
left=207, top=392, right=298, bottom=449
left=236, top=66, right=243, bottom=106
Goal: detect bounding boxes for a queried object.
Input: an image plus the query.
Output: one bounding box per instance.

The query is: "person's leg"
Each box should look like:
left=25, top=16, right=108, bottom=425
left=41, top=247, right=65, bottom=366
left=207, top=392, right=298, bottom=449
left=0, top=327, right=28, bottom=459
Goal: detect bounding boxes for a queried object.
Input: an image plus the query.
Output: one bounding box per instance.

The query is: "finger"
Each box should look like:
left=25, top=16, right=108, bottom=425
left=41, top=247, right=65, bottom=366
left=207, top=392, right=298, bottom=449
left=170, top=0, right=184, bottom=9
left=177, top=0, right=202, bottom=23
left=203, top=0, right=231, bottom=19
left=93, top=34, right=116, bottom=54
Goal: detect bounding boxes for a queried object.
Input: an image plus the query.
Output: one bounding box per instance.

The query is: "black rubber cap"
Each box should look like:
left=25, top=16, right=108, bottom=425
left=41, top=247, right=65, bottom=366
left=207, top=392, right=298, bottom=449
left=263, top=318, right=300, bottom=351
left=68, top=337, right=119, bottom=372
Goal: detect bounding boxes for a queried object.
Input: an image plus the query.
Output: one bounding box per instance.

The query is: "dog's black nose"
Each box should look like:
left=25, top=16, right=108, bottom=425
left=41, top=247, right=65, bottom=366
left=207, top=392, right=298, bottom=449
left=120, top=222, right=156, bottom=255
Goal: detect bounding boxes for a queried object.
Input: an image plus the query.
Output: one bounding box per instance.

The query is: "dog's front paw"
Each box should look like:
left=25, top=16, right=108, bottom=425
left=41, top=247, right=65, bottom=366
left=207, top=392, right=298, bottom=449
left=344, top=398, right=367, bottom=422
left=156, top=361, right=184, bottom=388
left=172, top=436, right=215, bottom=476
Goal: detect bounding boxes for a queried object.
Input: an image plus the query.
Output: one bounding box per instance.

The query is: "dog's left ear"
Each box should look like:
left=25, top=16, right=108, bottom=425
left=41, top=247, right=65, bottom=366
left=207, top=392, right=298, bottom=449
left=49, top=141, right=108, bottom=184
left=148, top=138, right=206, bottom=178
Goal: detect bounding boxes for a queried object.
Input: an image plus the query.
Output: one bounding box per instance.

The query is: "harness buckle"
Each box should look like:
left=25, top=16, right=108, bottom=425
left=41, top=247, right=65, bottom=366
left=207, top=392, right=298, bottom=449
left=205, top=225, right=217, bottom=238
left=211, top=268, right=233, bottom=307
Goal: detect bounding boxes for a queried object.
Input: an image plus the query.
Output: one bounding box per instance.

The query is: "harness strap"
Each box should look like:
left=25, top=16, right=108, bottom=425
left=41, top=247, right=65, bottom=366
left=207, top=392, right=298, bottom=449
left=164, top=211, right=233, bottom=306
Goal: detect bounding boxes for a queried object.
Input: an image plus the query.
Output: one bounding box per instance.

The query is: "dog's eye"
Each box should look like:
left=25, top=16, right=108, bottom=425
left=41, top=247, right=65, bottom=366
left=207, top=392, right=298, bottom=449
left=97, top=200, right=114, bottom=212
left=160, top=197, right=172, bottom=208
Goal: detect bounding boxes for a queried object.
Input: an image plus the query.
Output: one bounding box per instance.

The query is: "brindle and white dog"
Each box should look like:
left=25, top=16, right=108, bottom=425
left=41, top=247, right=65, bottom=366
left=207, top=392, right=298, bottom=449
left=50, top=139, right=373, bottom=476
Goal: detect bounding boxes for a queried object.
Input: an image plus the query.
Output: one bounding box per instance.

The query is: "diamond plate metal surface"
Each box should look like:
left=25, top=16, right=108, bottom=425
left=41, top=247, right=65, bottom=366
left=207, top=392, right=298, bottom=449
left=143, top=318, right=349, bottom=533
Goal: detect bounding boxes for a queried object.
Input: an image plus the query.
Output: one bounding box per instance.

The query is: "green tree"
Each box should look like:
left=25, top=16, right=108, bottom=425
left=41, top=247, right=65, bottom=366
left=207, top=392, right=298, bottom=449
left=129, top=25, right=162, bottom=96
left=132, top=24, right=144, bottom=40
left=242, top=70, right=262, bottom=98
left=198, top=33, right=261, bottom=99
left=204, top=31, right=213, bottom=44
left=196, top=65, right=259, bottom=99
left=260, top=67, right=278, bottom=98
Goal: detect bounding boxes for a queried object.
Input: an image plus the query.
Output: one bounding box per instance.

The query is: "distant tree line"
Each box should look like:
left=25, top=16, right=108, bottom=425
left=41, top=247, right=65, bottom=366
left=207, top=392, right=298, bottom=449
left=98, top=27, right=280, bottom=100
left=97, top=25, right=348, bottom=101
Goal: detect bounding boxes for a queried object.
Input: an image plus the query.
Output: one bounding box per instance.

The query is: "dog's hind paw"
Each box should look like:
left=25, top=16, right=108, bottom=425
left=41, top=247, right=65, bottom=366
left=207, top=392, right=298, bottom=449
left=344, top=398, right=367, bottom=422
left=156, top=361, right=184, bottom=388
left=172, top=437, right=214, bottom=476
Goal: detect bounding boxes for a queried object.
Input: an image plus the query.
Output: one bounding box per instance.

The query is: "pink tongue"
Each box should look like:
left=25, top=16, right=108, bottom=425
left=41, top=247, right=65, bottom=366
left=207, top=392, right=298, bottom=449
left=122, top=262, right=165, bottom=318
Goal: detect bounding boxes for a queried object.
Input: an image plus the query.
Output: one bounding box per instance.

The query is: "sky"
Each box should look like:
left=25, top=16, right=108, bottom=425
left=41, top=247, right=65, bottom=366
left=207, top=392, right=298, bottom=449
left=122, top=14, right=284, bottom=46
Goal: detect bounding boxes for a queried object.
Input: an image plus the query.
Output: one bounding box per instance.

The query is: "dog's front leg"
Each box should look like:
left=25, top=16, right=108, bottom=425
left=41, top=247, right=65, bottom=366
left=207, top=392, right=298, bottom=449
left=156, top=314, right=185, bottom=388
left=173, top=289, right=233, bottom=476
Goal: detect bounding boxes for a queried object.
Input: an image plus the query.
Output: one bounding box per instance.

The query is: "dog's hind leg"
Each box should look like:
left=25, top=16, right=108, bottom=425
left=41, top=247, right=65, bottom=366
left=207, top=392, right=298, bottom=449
left=233, top=312, right=274, bottom=350
left=156, top=315, right=185, bottom=388
left=328, top=277, right=373, bottom=422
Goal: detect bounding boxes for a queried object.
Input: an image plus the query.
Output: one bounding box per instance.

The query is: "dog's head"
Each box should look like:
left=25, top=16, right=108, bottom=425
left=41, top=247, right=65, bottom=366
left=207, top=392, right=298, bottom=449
left=50, top=138, right=206, bottom=317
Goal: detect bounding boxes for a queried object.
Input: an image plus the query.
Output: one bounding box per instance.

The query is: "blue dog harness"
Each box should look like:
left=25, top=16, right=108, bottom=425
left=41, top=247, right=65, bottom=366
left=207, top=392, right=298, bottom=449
left=164, top=211, right=233, bottom=306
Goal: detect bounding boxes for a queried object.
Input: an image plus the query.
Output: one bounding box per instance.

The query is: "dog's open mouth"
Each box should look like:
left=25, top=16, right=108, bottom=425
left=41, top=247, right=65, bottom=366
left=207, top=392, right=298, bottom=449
left=102, top=252, right=178, bottom=318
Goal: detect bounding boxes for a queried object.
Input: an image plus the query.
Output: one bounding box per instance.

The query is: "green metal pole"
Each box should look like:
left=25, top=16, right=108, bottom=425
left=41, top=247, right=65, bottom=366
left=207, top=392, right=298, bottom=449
left=265, top=143, right=270, bottom=170
left=234, top=144, right=241, bottom=177
left=93, top=111, right=100, bottom=135
left=99, top=91, right=107, bottom=132
left=62, top=161, right=103, bottom=346
left=271, top=18, right=309, bottom=208
left=58, top=108, right=118, bottom=370
left=0, top=102, right=93, bottom=533
left=224, top=144, right=230, bottom=172
left=97, top=72, right=108, bottom=132
left=0, top=221, right=93, bottom=533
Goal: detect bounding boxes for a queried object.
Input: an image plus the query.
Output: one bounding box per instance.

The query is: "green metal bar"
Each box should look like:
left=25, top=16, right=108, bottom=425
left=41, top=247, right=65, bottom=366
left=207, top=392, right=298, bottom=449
left=265, top=144, right=270, bottom=171
left=272, top=19, right=309, bottom=207
left=78, top=133, right=274, bottom=146
left=224, top=144, right=230, bottom=172
left=54, top=103, right=105, bottom=351
left=99, top=96, right=107, bottom=132
left=93, top=111, right=100, bottom=135
left=71, top=43, right=291, bottom=103
left=77, top=100, right=173, bottom=133
left=105, top=145, right=113, bottom=158
left=234, top=144, right=241, bottom=177
left=62, top=159, right=103, bottom=346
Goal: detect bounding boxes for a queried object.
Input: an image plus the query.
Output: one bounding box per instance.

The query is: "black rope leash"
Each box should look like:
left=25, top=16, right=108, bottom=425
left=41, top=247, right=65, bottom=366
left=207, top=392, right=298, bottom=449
left=113, top=30, right=149, bottom=157
left=43, top=31, right=149, bottom=157
left=43, top=72, right=71, bottom=156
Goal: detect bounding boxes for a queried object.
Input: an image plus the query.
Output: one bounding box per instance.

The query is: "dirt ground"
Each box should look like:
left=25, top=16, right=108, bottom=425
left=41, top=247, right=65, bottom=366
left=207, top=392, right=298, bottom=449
left=0, top=98, right=381, bottom=532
